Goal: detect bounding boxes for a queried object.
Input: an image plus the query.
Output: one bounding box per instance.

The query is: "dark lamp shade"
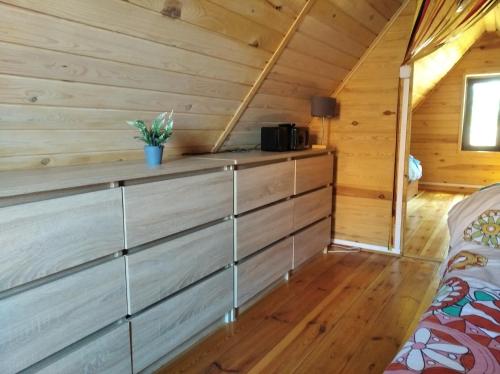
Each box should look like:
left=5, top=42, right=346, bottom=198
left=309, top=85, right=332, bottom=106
left=311, top=96, right=336, bottom=117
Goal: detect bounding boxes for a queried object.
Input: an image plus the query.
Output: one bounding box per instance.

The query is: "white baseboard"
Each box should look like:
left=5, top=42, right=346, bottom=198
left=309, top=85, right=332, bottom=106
left=332, top=238, right=400, bottom=255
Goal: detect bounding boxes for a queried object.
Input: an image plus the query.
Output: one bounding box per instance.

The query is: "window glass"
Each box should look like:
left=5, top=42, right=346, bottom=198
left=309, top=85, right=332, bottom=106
left=462, top=76, right=500, bottom=151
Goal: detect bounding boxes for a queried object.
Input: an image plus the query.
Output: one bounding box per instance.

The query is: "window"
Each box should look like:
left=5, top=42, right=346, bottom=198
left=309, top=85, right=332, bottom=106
left=461, top=75, right=500, bottom=152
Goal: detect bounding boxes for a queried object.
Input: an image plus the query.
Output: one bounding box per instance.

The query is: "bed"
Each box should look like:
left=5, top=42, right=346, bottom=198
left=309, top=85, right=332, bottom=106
left=385, top=184, right=500, bottom=373
left=408, top=155, right=423, bottom=200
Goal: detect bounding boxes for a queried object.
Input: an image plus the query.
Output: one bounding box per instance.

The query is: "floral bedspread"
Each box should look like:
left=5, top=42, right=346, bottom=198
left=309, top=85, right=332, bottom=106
left=385, top=185, right=500, bottom=373
left=384, top=269, right=499, bottom=373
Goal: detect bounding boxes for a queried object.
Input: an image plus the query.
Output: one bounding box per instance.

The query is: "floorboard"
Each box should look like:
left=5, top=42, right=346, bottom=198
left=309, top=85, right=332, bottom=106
left=159, top=251, right=439, bottom=374
left=404, top=190, right=467, bottom=261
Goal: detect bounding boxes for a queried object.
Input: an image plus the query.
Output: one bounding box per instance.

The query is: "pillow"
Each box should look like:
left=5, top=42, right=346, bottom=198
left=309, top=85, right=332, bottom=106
left=464, top=209, right=499, bottom=248
left=448, top=184, right=500, bottom=250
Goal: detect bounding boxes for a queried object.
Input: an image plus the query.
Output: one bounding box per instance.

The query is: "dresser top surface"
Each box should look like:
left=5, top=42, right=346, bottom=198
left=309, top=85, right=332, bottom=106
left=0, top=157, right=231, bottom=198
left=0, top=149, right=333, bottom=198
left=194, top=149, right=332, bottom=165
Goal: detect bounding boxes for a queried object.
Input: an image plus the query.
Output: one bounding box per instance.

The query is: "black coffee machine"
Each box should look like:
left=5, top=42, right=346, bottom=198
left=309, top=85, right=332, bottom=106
left=261, top=124, right=309, bottom=152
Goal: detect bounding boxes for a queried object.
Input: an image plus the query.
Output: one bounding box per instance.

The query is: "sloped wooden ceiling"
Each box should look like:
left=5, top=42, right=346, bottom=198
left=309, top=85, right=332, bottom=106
left=483, top=2, right=500, bottom=34
left=412, top=22, right=485, bottom=109
left=412, top=3, right=500, bottom=109
left=0, top=0, right=304, bottom=170
left=221, top=0, right=405, bottom=149
left=0, top=0, right=403, bottom=170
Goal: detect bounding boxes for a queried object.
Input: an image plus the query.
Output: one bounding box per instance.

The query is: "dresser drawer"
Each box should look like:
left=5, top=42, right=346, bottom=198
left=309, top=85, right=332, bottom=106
left=235, top=161, right=294, bottom=214
left=130, top=268, right=232, bottom=373
left=123, top=170, right=233, bottom=248
left=293, top=186, right=332, bottom=231
left=235, top=199, right=293, bottom=261
left=0, top=188, right=124, bottom=292
left=126, top=220, right=233, bottom=314
left=236, top=237, right=293, bottom=307
left=32, top=323, right=131, bottom=374
left=0, top=258, right=127, bottom=374
left=295, top=154, right=333, bottom=194
left=293, top=218, right=331, bottom=269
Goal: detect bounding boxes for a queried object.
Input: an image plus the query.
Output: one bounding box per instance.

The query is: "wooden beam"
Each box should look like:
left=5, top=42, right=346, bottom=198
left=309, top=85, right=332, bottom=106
left=211, top=0, right=316, bottom=152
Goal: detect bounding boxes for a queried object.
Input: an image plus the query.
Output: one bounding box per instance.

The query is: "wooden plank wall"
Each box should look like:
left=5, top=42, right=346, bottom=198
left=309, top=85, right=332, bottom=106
left=411, top=33, right=500, bottom=187
left=318, top=0, right=416, bottom=247
left=221, top=0, right=404, bottom=149
left=0, top=0, right=305, bottom=170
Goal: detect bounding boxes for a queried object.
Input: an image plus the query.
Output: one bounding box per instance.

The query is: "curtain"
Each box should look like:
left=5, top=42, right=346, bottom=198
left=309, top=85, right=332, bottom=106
left=404, top=0, right=498, bottom=63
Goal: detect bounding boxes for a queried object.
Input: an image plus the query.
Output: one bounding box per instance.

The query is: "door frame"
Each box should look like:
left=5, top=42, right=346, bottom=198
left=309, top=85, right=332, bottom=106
left=392, top=64, right=414, bottom=254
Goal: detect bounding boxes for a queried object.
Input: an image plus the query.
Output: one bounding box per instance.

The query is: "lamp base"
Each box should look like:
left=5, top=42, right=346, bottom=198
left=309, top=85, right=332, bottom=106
left=311, top=144, right=327, bottom=149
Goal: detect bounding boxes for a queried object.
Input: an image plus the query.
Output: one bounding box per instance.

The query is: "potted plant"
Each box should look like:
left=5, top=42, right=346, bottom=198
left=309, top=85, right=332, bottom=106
left=128, top=111, right=174, bottom=166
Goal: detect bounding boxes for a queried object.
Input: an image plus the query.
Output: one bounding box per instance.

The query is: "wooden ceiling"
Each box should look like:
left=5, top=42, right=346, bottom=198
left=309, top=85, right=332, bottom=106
left=0, top=0, right=403, bottom=170
left=412, top=3, right=500, bottom=108
left=221, top=0, right=405, bottom=149
left=484, top=3, right=500, bottom=34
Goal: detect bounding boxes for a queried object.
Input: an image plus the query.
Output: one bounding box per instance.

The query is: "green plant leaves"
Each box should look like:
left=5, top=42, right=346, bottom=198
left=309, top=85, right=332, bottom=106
left=127, top=111, right=174, bottom=146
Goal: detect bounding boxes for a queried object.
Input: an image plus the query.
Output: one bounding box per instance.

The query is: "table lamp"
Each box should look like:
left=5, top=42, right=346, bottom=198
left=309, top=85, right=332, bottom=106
left=311, top=96, right=336, bottom=149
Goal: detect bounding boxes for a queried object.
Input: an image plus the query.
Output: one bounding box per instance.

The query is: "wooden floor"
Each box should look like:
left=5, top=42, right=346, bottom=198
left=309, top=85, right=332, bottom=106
left=159, top=251, right=439, bottom=374
left=404, top=190, right=467, bottom=261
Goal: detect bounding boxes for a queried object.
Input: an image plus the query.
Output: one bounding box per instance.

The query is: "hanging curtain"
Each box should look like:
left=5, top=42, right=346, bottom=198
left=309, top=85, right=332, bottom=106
left=404, top=0, right=498, bottom=63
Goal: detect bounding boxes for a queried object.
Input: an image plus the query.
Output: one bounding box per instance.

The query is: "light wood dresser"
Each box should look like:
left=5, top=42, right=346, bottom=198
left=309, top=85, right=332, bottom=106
left=0, top=158, right=233, bottom=374
left=0, top=150, right=333, bottom=373
left=196, top=150, right=334, bottom=308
